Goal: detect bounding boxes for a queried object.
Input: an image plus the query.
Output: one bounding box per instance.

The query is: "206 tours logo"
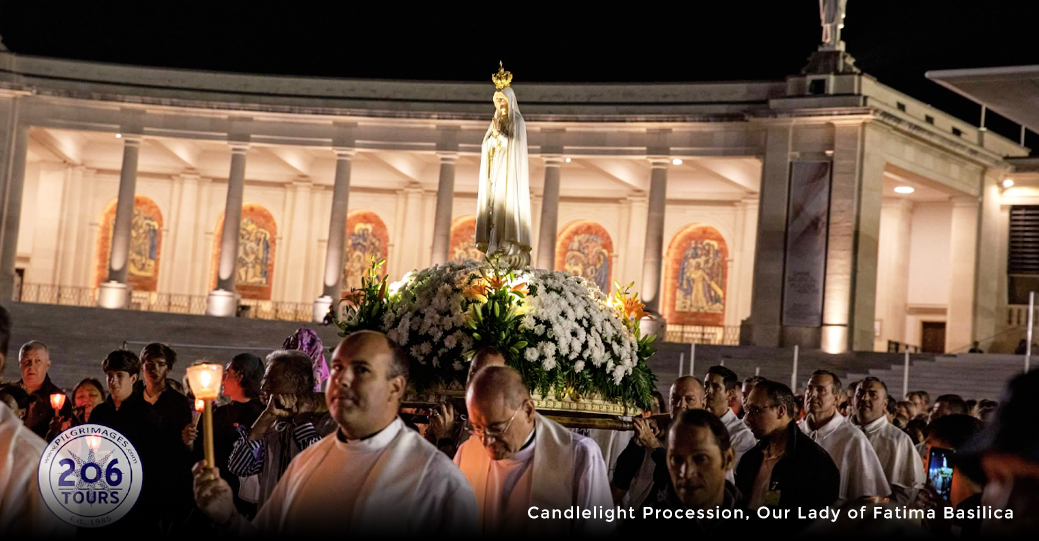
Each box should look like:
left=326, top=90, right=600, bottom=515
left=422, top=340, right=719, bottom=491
left=38, top=424, right=143, bottom=528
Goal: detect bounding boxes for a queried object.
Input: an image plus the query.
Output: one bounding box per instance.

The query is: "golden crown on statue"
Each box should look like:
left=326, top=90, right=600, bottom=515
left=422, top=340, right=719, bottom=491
left=492, top=61, right=512, bottom=90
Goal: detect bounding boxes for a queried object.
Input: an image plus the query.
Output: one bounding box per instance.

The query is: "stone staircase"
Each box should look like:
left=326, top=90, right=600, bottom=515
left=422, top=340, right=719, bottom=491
left=647, top=344, right=1023, bottom=402
left=845, top=353, right=1027, bottom=401
left=0, top=302, right=1024, bottom=403
left=646, top=342, right=923, bottom=395
left=0, top=302, right=343, bottom=391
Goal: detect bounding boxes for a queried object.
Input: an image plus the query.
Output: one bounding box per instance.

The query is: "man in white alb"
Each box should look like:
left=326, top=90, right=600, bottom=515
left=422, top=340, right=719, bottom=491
left=703, top=365, right=756, bottom=475
left=194, top=331, right=478, bottom=536
left=454, top=366, right=614, bottom=535
left=853, top=377, right=923, bottom=503
left=798, top=370, right=890, bottom=503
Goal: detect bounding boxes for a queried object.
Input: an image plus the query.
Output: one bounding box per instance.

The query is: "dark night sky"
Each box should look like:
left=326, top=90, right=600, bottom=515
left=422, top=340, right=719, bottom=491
left=1, top=1, right=1037, bottom=144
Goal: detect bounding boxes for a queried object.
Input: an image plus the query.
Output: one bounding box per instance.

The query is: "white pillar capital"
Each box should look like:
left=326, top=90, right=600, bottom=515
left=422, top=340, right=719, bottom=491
left=542, top=155, right=564, bottom=167
left=648, top=157, right=670, bottom=170
left=333, top=147, right=357, bottom=159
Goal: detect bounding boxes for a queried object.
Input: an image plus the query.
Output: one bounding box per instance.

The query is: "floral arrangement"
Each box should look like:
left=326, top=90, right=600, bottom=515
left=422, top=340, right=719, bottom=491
left=337, top=258, right=657, bottom=411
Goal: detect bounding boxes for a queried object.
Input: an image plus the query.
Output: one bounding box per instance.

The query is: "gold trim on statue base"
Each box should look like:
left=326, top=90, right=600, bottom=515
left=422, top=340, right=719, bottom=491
left=531, top=391, right=635, bottom=416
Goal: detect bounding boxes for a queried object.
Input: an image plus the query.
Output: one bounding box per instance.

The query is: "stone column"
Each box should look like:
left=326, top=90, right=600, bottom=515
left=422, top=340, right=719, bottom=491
left=206, top=143, right=249, bottom=317
left=429, top=153, right=457, bottom=266
left=314, top=149, right=354, bottom=321
left=744, top=124, right=792, bottom=346
left=973, top=172, right=1003, bottom=348
left=0, top=123, right=28, bottom=302
left=821, top=122, right=885, bottom=353
left=640, top=159, right=669, bottom=335
left=947, top=196, right=980, bottom=352
left=98, top=135, right=141, bottom=309
left=536, top=157, right=563, bottom=269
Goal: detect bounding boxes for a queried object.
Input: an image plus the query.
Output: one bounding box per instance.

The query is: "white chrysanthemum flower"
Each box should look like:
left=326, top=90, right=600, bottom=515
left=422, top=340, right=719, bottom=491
left=520, top=314, right=536, bottom=330
left=453, top=360, right=464, bottom=371
left=444, top=334, right=457, bottom=349
left=524, top=347, right=539, bottom=362
left=534, top=324, right=546, bottom=336
left=574, top=360, right=585, bottom=373
left=542, top=357, right=557, bottom=371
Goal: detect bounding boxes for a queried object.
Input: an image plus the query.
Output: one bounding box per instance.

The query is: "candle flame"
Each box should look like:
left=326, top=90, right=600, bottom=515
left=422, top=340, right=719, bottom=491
left=86, top=435, right=101, bottom=451
left=200, top=371, right=212, bottom=388
left=195, top=399, right=205, bottom=412
left=49, top=393, right=66, bottom=411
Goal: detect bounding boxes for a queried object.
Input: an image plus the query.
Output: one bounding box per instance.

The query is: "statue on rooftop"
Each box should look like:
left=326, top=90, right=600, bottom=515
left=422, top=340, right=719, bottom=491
left=475, top=62, right=532, bottom=268
left=819, top=0, right=849, bottom=50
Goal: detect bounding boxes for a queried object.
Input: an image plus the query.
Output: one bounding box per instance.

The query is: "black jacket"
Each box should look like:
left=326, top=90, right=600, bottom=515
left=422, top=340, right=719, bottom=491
left=192, top=399, right=265, bottom=516
left=735, top=421, right=840, bottom=532
left=21, top=375, right=72, bottom=439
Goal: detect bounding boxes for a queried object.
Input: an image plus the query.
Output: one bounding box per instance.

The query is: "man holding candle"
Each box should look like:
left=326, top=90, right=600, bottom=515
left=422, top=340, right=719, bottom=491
left=193, top=331, right=478, bottom=535
left=16, top=341, right=71, bottom=439
left=185, top=353, right=266, bottom=518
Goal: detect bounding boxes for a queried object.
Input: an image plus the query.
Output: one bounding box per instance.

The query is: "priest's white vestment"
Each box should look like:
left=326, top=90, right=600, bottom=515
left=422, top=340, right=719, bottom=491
left=241, top=417, right=478, bottom=536
left=454, top=412, right=614, bottom=535
left=861, top=416, right=925, bottom=503
left=799, top=412, right=891, bottom=503
left=0, top=403, right=73, bottom=536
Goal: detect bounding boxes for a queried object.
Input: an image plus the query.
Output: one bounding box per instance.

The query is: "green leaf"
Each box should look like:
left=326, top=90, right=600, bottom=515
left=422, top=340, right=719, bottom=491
left=493, top=302, right=500, bottom=318
left=472, top=332, right=482, bottom=341
left=514, top=341, right=528, bottom=349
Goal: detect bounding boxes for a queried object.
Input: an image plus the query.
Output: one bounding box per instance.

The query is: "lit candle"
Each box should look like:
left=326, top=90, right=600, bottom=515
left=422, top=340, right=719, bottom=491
left=186, top=363, right=224, bottom=467
left=193, top=399, right=204, bottom=427
left=49, top=393, right=66, bottom=412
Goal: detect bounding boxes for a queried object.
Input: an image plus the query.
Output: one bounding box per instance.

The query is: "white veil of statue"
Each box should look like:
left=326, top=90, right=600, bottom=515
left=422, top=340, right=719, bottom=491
left=476, top=85, right=532, bottom=266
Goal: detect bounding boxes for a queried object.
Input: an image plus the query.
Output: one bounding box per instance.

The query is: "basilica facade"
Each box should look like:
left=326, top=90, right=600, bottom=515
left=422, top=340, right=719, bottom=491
left=0, top=49, right=1027, bottom=354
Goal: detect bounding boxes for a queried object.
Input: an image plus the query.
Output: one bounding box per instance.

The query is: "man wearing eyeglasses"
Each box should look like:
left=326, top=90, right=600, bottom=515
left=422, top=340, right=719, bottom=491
left=735, top=380, right=839, bottom=534
left=453, top=365, right=614, bottom=535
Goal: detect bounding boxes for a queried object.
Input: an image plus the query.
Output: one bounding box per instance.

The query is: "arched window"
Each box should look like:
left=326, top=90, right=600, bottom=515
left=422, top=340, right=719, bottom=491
left=211, top=204, right=278, bottom=300
left=555, top=220, right=613, bottom=294
left=448, top=215, right=484, bottom=263
left=95, top=196, right=164, bottom=292
left=664, top=224, right=728, bottom=326
left=342, top=210, right=390, bottom=292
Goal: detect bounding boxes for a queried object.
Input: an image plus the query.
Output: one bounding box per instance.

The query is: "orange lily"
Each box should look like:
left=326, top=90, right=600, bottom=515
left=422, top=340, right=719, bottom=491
left=463, top=282, right=488, bottom=299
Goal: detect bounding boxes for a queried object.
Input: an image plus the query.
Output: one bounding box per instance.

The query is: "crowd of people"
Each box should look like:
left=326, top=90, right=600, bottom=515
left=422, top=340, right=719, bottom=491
left=1, top=302, right=1039, bottom=537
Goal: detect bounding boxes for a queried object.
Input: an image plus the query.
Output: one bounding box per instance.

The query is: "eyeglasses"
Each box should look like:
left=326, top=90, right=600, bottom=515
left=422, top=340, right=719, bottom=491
left=744, top=404, right=780, bottom=417
left=466, top=406, right=523, bottom=441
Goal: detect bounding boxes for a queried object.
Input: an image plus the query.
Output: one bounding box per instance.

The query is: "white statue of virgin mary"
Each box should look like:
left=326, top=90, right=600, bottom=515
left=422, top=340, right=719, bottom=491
left=475, top=63, right=532, bottom=267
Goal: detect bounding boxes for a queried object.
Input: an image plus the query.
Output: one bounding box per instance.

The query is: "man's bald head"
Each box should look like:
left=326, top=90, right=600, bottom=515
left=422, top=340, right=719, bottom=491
left=466, top=365, right=536, bottom=461
left=670, top=376, right=704, bottom=418
left=467, top=365, right=529, bottom=410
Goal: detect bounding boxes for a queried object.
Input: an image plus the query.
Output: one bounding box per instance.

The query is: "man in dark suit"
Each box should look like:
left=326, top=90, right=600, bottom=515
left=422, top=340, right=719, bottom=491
left=737, top=379, right=840, bottom=533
